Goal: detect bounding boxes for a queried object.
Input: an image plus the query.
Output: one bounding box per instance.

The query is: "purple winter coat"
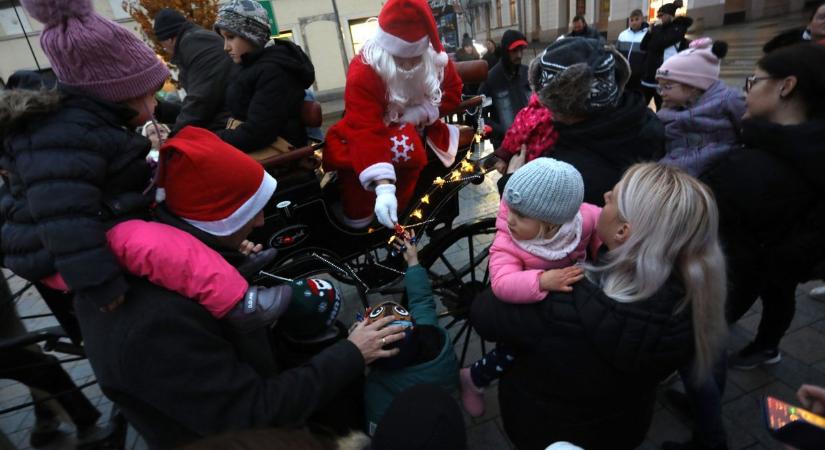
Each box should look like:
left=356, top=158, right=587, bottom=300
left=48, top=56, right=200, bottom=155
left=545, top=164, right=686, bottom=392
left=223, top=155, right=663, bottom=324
left=657, top=80, right=746, bottom=177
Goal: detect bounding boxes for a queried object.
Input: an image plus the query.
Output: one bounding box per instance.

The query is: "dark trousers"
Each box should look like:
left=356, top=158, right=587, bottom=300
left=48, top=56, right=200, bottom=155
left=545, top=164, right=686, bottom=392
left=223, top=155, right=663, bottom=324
left=470, top=344, right=516, bottom=388
left=726, top=273, right=797, bottom=350
left=678, top=355, right=728, bottom=448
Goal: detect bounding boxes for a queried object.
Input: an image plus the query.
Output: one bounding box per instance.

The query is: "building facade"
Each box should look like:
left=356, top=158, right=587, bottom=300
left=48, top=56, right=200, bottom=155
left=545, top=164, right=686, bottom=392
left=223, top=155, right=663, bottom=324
left=466, top=0, right=810, bottom=43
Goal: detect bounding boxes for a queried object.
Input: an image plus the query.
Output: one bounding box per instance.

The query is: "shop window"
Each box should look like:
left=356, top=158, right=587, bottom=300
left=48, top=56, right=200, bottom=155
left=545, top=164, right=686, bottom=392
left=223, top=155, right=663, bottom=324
left=349, top=17, right=379, bottom=55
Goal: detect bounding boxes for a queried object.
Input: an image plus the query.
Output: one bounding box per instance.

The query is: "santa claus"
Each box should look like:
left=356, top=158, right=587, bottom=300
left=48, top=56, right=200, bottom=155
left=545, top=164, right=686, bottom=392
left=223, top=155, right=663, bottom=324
left=323, top=0, right=463, bottom=229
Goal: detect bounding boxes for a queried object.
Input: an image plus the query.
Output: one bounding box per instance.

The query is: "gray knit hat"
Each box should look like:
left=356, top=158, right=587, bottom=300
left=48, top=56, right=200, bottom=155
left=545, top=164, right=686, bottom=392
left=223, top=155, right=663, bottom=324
left=504, top=158, right=584, bottom=225
left=528, top=38, right=630, bottom=117
left=214, top=0, right=271, bottom=48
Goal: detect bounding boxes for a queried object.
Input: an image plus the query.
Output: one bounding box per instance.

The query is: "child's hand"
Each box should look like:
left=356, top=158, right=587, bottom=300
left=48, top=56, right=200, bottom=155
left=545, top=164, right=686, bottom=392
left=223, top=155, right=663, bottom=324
left=238, top=240, right=263, bottom=256
left=539, top=266, right=584, bottom=292
left=507, top=145, right=527, bottom=174
left=493, top=157, right=508, bottom=175
left=393, top=230, right=419, bottom=266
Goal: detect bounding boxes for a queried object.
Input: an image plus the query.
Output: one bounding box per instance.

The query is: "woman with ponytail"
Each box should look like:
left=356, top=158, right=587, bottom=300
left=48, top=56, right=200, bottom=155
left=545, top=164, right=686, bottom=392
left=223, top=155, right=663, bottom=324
left=471, top=163, right=727, bottom=450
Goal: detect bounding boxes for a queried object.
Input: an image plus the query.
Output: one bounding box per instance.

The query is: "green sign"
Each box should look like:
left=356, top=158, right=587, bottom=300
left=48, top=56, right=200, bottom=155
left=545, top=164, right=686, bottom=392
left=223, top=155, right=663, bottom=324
left=257, top=1, right=279, bottom=36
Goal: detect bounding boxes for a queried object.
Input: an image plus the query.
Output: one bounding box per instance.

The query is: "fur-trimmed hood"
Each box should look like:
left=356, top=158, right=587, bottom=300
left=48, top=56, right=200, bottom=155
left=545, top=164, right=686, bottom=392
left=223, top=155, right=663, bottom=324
left=0, top=88, right=61, bottom=137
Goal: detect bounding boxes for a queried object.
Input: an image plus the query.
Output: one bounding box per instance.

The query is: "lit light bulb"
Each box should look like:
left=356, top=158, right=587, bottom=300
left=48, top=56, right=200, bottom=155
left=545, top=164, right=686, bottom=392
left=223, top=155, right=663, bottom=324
left=460, top=160, right=474, bottom=173
left=411, top=209, right=424, bottom=220
left=474, top=133, right=481, bottom=143
left=450, top=170, right=462, bottom=181
left=434, top=177, right=446, bottom=186
left=421, top=195, right=430, bottom=204
left=368, top=227, right=375, bottom=233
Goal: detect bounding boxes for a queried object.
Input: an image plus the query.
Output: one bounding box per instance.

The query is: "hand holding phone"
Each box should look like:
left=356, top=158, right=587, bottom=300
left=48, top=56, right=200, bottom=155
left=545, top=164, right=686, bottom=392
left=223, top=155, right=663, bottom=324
left=764, top=395, right=825, bottom=450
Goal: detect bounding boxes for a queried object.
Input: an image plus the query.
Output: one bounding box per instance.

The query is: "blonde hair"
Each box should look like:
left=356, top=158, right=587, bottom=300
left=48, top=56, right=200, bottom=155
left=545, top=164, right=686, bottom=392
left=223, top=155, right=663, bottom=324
left=586, top=163, right=727, bottom=379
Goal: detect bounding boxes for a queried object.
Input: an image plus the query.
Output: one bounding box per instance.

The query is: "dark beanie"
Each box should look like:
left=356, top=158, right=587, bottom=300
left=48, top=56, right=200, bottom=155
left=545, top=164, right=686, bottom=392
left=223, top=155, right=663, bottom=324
left=153, top=8, right=186, bottom=41
left=372, top=384, right=467, bottom=450
left=658, top=3, right=678, bottom=16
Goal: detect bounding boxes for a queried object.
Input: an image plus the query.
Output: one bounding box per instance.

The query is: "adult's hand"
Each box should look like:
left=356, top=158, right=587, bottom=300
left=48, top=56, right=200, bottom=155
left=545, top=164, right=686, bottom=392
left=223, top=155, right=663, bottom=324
left=797, top=384, right=825, bottom=415
left=374, top=183, right=398, bottom=229
left=348, top=316, right=406, bottom=364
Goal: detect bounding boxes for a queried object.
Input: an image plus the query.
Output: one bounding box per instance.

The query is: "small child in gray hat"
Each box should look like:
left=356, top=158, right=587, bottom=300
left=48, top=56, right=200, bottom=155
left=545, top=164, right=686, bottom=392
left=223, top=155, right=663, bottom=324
left=459, top=157, right=603, bottom=417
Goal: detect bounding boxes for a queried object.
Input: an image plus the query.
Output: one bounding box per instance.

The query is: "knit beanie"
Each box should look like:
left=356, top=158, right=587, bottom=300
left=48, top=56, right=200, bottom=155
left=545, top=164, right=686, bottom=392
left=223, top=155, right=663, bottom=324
left=279, top=278, right=342, bottom=339
left=20, top=0, right=170, bottom=103
left=529, top=38, right=630, bottom=117
left=658, top=3, right=679, bottom=16
left=371, top=384, right=467, bottom=450
left=214, top=0, right=272, bottom=48
left=153, top=8, right=187, bottom=41
left=504, top=158, right=584, bottom=225
left=656, top=38, right=728, bottom=90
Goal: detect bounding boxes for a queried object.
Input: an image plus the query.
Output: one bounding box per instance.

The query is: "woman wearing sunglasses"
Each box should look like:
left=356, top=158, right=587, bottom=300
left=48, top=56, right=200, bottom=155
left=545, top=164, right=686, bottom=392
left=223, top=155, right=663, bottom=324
left=702, top=43, right=825, bottom=371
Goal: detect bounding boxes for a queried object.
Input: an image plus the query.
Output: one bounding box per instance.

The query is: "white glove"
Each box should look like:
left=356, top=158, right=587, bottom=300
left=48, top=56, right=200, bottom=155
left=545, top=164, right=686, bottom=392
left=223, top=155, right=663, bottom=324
left=374, top=184, right=398, bottom=229
left=400, top=103, right=439, bottom=127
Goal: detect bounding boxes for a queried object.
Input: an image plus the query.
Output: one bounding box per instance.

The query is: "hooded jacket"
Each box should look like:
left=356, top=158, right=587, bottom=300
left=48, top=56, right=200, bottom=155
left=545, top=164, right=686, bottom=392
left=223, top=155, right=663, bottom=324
left=0, top=86, right=151, bottom=308
left=168, top=22, right=233, bottom=133
left=479, top=30, right=531, bottom=148
left=640, top=16, right=694, bottom=86
left=217, top=39, right=315, bottom=152
left=547, top=90, right=665, bottom=205
left=702, top=118, right=825, bottom=284
left=471, top=276, right=694, bottom=450
left=657, top=80, right=745, bottom=177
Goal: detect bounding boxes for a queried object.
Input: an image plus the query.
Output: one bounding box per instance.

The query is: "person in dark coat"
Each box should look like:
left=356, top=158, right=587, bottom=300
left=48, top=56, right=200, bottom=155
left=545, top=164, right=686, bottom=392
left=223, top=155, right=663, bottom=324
left=471, top=162, right=728, bottom=450
left=762, top=1, right=825, bottom=53
left=213, top=0, right=315, bottom=152
left=479, top=29, right=530, bottom=149
left=640, top=3, right=693, bottom=109
left=152, top=8, right=233, bottom=133
left=71, top=128, right=407, bottom=449
left=528, top=38, right=664, bottom=206
left=482, top=38, right=500, bottom=69
left=1, top=0, right=169, bottom=311
left=702, top=43, right=825, bottom=369
left=558, top=15, right=603, bottom=41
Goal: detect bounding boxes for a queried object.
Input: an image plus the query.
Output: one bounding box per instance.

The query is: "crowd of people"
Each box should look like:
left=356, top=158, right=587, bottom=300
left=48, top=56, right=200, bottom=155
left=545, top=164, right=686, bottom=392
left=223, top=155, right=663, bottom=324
left=1, top=0, right=825, bottom=449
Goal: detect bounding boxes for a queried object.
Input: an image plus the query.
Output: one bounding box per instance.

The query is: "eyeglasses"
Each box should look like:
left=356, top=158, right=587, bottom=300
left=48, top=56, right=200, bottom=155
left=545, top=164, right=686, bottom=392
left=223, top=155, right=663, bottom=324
left=744, top=75, right=773, bottom=93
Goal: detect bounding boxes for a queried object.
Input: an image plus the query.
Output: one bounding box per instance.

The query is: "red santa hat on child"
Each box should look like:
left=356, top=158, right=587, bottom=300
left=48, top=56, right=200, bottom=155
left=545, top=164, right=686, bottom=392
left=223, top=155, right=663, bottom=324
left=155, top=126, right=276, bottom=236
left=373, top=0, right=449, bottom=67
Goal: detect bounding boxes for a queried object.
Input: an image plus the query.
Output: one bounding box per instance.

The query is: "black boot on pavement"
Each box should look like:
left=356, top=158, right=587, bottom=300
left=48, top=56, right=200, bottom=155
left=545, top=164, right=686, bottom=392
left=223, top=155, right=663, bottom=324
left=729, top=341, right=781, bottom=370
left=224, top=285, right=292, bottom=333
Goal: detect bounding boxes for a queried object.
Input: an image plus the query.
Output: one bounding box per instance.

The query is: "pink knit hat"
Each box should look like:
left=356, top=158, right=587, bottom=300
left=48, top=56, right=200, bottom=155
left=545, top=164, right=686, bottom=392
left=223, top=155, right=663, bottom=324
left=21, top=0, right=169, bottom=103
left=656, top=38, right=728, bottom=90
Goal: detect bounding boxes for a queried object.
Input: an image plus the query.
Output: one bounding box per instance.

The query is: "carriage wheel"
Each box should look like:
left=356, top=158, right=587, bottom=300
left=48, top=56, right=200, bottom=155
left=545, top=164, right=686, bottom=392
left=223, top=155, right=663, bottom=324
left=418, top=217, right=496, bottom=366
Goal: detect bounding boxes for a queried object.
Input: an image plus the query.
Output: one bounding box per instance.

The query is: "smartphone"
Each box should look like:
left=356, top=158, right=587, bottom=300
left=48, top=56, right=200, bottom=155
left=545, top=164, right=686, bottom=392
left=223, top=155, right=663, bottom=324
left=764, top=396, right=825, bottom=450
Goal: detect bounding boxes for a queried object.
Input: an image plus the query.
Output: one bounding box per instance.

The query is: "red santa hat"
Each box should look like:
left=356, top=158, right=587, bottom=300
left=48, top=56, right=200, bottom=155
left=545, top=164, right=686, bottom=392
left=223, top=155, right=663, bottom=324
left=374, top=0, right=448, bottom=67
left=155, top=126, right=277, bottom=236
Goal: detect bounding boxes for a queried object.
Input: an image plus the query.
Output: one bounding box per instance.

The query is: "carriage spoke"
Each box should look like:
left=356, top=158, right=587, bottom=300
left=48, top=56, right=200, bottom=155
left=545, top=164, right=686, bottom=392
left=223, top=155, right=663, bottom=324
left=467, top=236, right=476, bottom=283
left=451, top=320, right=470, bottom=345
left=460, top=323, right=473, bottom=365
left=438, top=255, right=463, bottom=285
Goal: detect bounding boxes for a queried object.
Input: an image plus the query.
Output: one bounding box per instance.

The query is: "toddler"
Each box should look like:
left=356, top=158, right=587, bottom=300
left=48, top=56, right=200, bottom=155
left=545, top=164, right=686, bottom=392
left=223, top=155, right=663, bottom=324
left=459, top=158, right=602, bottom=416
left=656, top=38, right=745, bottom=177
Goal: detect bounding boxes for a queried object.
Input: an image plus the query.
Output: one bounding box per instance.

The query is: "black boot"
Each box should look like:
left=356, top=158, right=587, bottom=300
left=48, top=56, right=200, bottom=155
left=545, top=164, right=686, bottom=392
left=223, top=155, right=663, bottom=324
left=224, top=285, right=292, bottom=333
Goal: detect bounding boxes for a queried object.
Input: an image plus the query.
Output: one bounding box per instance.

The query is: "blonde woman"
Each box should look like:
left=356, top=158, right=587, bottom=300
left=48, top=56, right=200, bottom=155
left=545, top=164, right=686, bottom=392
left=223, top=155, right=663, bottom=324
left=471, top=163, right=728, bottom=450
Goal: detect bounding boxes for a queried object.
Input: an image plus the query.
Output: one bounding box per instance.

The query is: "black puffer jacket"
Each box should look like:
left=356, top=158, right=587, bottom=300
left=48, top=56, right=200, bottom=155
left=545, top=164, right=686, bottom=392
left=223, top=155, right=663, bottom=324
left=547, top=90, right=664, bottom=205
left=471, top=278, right=694, bottom=450
left=217, top=40, right=315, bottom=152
left=640, top=16, right=693, bottom=85
left=0, top=87, right=151, bottom=308
left=702, top=118, right=825, bottom=285
left=169, top=22, right=233, bottom=133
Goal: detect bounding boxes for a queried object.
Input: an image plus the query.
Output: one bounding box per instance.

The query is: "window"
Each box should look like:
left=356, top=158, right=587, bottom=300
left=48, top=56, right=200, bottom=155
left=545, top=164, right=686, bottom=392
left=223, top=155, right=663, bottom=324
left=509, top=0, right=517, bottom=25
left=0, top=1, right=32, bottom=36
left=495, top=0, right=502, bottom=27
left=349, top=17, right=379, bottom=55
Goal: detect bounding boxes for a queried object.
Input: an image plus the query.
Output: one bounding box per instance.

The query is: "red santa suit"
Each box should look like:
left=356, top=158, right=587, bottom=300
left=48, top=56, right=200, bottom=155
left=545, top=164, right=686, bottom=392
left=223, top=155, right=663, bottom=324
left=322, top=0, right=463, bottom=227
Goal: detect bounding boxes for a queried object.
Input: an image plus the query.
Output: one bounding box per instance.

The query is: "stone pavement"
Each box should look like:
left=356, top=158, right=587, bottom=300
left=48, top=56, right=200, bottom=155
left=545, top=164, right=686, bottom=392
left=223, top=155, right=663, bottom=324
left=1, top=9, right=820, bottom=450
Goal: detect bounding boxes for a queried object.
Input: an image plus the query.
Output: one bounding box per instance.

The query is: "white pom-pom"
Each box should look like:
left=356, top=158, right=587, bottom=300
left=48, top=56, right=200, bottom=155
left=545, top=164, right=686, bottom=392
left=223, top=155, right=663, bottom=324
left=155, top=187, right=166, bottom=203
left=434, top=51, right=448, bottom=68
left=20, top=0, right=93, bottom=27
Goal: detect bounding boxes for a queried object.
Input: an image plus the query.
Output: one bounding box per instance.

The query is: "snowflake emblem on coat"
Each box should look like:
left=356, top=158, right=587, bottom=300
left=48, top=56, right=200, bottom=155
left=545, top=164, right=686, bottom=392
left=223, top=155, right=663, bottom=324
left=390, top=135, right=413, bottom=163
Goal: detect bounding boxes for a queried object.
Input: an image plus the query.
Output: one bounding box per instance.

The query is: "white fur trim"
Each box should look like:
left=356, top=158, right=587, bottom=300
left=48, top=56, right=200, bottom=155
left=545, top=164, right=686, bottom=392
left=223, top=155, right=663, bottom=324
left=358, top=162, right=397, bottom=190
left=154, top=187, right=166, bottom=202
left=427, top=123, right=459, bottom=167
left=373, top=27, right=430, bottom=58
left=184, top=172, right=277, bottom=236
left=434, top=51, right=448, bottom=67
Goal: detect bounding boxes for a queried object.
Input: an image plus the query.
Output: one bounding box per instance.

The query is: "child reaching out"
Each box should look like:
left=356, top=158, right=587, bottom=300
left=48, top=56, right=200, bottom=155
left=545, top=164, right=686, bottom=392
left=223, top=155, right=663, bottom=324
left=459, top=158, right=602, bottom=416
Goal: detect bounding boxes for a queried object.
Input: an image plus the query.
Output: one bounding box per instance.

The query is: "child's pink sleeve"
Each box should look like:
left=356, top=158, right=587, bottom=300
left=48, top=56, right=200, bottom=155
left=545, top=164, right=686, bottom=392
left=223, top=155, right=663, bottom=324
left=580, top=203, right=604, bottom=261
left=489, top=233, right=548, bottom=303
left=105, top=220, right=248, bottom=318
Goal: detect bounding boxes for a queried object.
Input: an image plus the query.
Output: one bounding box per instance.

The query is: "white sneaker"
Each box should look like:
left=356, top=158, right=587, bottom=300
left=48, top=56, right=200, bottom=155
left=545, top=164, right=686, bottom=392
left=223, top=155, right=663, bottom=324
left=810, top=286, right=825, bottom=300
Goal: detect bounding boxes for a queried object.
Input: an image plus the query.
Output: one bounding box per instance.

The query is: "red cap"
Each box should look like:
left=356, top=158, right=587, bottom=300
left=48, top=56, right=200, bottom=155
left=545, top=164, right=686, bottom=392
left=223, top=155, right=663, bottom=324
left=374, top=0, right=448, bottom=66
left=508, top=39, right=528, bottom=51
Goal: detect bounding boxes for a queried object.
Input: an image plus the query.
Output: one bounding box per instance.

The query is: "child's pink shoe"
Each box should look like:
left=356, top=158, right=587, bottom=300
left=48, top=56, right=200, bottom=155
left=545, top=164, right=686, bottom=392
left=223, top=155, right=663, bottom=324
left=459, top=367, right=485, bottom=417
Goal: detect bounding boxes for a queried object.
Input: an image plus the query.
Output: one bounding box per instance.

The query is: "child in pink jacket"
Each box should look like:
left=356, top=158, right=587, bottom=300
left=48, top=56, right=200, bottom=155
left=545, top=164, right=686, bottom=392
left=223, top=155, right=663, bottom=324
left=459, top=158, right=602, bottom=416
left=39, top=127, right=292, bottom=332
